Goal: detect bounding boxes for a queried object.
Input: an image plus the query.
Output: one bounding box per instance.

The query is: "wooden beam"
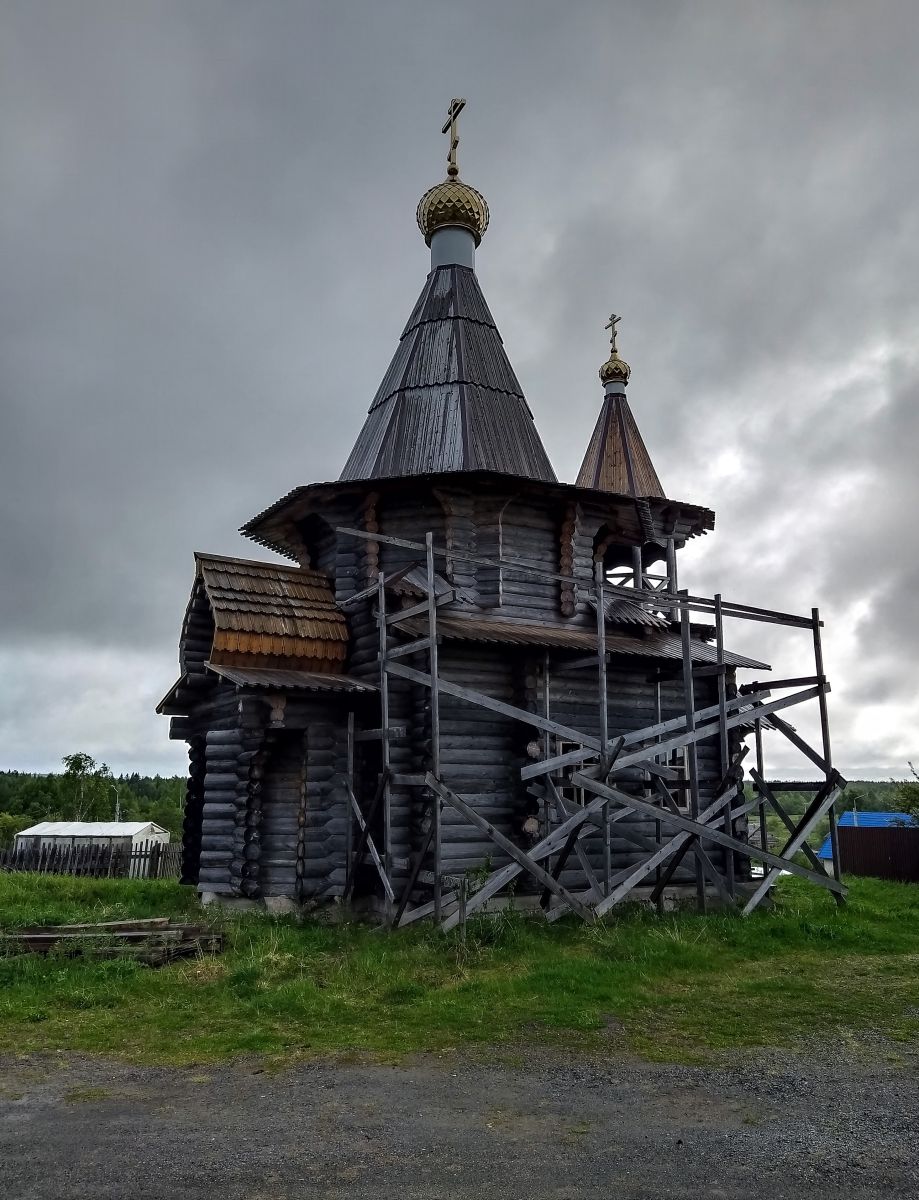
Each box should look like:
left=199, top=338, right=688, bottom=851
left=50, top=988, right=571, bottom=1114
left=743, top=779, right=846, bottom=914
left=386, top=637, right=433, bottom=661
left=386, top=593, right=455, bottom=626
left=521, top=687, right=773, bottom=781
left=338, top=564, right=415, bottom=610
left=387, top=660, right=602, bottom=750
left=354, top=725, right=407, bottom=743
left=767, top=711, right=832, bottom=776
left=347, top=787, right=395, bottom=903
left=393, top=811, right=436, bottom=927
left=749, top=768, right=837, bottom=892
left=425, top=774, right=596, bottom=922
left=573, top=772, right=846, bottom=899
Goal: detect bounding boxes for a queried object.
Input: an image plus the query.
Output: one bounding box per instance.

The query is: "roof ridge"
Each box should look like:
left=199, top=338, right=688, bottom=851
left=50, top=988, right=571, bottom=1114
left=194, top=551, right=323, bottom=577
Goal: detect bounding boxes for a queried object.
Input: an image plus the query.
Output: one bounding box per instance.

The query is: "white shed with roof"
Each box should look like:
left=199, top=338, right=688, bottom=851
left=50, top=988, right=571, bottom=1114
left=14, top=821, right=170, bottom=853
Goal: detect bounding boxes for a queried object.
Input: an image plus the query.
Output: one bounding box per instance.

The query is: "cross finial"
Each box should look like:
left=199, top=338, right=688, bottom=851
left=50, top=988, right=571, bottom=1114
left=441, top=98, right=466, bottom=178
left=605, top=313, right=621, bottom=354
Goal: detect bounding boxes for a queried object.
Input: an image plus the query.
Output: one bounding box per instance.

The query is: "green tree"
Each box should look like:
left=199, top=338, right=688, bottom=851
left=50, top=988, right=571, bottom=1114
left=0, top=812, right=30, bottom=848
left=894, top=763, right=919, bottom=824
left=61, top=753, right=114, bottom=821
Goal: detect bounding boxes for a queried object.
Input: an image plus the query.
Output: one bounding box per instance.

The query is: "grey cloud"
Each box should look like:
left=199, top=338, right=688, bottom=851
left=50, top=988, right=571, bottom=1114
left=2, top=0, right=917, bottom=773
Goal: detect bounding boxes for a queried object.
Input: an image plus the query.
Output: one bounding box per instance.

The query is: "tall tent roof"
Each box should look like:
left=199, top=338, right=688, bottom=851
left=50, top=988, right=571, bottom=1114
left=339, top=264, right=556, bottom=483
left=576, top=390, right=664, bottom=498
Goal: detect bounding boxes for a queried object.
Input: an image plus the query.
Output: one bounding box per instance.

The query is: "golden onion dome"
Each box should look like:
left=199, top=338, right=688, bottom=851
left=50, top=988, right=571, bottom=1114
left=599, top=314, right=630, bottom=385
left=599, top=348, right=631, bottom=385
left=416, top=172, right=490, bottom=246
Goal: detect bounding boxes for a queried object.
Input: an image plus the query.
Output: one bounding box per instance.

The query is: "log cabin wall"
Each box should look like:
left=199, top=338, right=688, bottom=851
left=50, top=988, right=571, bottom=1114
left=433, top=647, right=528, bottom=874
left=528, top=655, right=741, bottom=887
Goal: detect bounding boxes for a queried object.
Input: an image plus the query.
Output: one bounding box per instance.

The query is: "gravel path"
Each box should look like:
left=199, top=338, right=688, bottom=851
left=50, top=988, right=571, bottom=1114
left=1, top=1043, right=916, bottom=1198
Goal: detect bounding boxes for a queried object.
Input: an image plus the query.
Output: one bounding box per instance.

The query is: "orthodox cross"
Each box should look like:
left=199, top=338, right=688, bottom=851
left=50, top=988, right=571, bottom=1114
left=442, top=98, right=466, bottom=177
left=605, top=313, right=621, bottom=354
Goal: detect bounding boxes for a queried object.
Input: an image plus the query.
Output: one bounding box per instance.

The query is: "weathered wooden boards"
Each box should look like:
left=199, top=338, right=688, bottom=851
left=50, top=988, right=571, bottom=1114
left=1, top=918, right=223, bottom=965
left=0, top=841, right=182, bottom=879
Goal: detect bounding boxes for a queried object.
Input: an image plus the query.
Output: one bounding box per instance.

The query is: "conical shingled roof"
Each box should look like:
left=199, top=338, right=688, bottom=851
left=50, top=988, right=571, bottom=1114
left=576, top=392, right=664, bottom=497
left=339, top=265, right=556, bottom=482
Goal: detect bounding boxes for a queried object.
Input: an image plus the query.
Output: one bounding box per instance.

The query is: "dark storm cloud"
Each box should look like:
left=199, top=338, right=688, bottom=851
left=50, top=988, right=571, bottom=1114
left=1, top=1, right=917, bottom=773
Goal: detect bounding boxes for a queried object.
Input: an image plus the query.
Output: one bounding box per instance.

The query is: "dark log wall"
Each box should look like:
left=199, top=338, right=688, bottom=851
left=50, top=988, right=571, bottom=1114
left=181, top=736, right=205, bottom=885
left=434, top=648, right=528, bottom=873
left=497, top=497, right=561, bottom=620
left=196, top=693, right=266, bottom=898
left=180, top=583, right=215, bottom=677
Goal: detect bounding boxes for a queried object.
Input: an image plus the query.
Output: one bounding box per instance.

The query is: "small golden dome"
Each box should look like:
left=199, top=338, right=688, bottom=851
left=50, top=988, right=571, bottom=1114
left=416, top=176, right=490, bottom=246
left=599, top=350, right=631, bottom=385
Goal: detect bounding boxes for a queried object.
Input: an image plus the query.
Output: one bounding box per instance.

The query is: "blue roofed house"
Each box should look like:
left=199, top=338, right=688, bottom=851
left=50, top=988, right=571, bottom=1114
left=816, top=811, right=917, bottom=859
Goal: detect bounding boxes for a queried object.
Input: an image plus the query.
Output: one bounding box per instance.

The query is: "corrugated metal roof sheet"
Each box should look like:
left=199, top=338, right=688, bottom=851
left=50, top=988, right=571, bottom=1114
left=389, top=565, right=477, bottom=606
left=395, top=613, right=768, bottom=668
left=586, top=593, right=669, bottom=629
left=816, top=811, right=916, bottom=858
left=339, top=265, right=557, bottom=483
left=206, top=664, right=376, bottom=693
left=16, top=822, right=167, bottom=838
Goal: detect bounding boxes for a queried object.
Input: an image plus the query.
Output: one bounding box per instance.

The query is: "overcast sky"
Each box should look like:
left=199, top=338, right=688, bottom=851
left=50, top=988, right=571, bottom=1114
left=2, top=1, right=917, bottom=780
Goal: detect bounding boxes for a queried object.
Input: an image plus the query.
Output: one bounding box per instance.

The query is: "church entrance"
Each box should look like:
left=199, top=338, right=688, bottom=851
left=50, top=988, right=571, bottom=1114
left=259, top=732, right=308, bottom=898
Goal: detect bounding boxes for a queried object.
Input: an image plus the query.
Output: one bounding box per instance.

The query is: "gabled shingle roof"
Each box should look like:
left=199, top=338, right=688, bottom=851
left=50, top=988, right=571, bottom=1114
left=339, top=265, right=556, bottom=483
left=194, top=552, right=347, bottom=669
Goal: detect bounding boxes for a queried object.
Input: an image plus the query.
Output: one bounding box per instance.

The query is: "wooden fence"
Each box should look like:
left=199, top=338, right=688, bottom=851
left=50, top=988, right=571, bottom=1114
left=838, top=825, right=919, bottom=883
left=0, top=840, right=182, bottom=880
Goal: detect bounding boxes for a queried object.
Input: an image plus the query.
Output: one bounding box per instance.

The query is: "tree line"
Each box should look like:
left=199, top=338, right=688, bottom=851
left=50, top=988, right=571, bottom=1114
left=0, top=753, right=184, bottom=848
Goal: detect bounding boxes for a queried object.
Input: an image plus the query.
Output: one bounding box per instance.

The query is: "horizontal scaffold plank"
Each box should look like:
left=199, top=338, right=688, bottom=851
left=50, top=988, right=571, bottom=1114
left=386, top=662, right=601, bottom=751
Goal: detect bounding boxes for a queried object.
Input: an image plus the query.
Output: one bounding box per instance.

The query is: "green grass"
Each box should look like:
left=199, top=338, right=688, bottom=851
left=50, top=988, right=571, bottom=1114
left=1, top=873, right=918, bottom=1066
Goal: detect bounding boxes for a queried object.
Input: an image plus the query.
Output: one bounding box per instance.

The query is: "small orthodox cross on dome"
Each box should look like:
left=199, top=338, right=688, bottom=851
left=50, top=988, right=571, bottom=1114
left=442, top=97, right=466, bottom=177
left=605, top=313, right=621, bottom=354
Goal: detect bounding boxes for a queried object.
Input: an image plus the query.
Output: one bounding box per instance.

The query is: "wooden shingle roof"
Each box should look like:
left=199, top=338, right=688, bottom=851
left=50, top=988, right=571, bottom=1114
left=194, top=552, right=348, bottom=671
left=576, top=392, right=664, bottom=498
left=339, top=265, right=556, bottom=483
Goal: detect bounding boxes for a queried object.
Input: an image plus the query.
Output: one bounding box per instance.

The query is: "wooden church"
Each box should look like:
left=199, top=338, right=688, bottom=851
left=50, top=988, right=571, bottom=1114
left=159, top=101, right=845, bottom=922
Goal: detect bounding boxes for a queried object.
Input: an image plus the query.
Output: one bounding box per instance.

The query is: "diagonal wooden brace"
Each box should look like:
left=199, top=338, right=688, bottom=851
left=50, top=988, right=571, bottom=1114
left=439, top=789, right=638, bottom=933
left=425, top=774, right=596, bottom=922
left=748, top=768, right=836, bottom=886
left=347, top=786, right=395, bottom=903
left=743, top=776, right=846, bottom=914
left=572, top=773, right=846, bottom=899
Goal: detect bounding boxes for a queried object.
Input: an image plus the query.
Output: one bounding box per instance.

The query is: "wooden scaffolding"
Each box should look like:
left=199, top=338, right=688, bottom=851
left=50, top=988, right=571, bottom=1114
left=337, top=527, right=847, bottom=929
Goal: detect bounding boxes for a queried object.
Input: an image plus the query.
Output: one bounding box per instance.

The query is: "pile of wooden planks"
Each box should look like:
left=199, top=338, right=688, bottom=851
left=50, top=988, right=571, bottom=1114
left=0, top=917, right=223, bottom=965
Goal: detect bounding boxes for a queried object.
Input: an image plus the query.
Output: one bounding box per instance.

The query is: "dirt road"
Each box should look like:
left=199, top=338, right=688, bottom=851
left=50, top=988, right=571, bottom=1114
left=1, top=1045, right=915, bottom=1198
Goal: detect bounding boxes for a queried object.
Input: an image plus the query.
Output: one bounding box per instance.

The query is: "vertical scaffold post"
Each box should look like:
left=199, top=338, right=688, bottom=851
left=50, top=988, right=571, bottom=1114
left=595, top=561, right=611, bottom=896
left=541, top=650, right=551, bottom=839
left=714, top=594, right=735, bottom=897
left=812, top=607, right=842, bottom=892
left=425, top=532, right=443, bottom=921
left=595, top=561, right=609, bottom=767
left=754, top=718, right=769, bottom=868
left=632, top=545, right=643, bottom=591
left=665, top=538, right=679, bottom=593
left=680, top=590, right=705, bottom=911
left=654, top=672, right=664, bottom=914
left=377, top=570, right=392, bottom=914
left=345, top=711, right=355, bottom=901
